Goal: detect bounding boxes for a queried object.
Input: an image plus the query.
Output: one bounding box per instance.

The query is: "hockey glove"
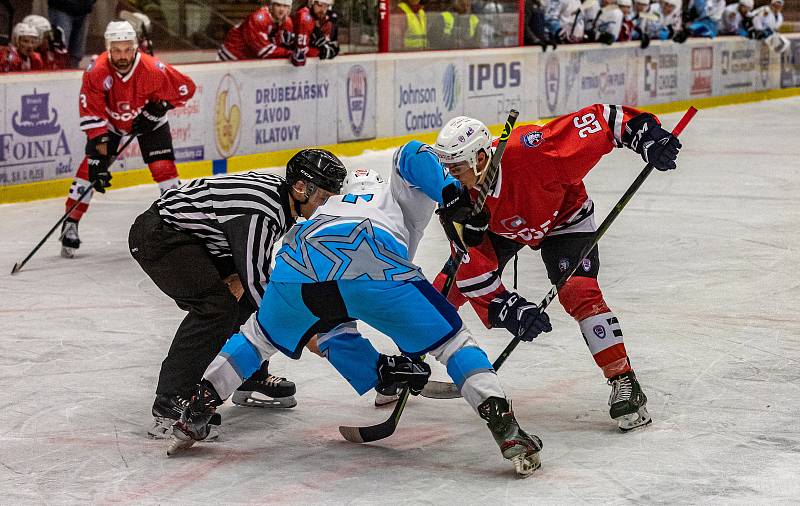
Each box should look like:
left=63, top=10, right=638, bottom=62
left=672, top=30, right=689, bottom=43
left=318, top=41, right=339, bottom=60
left=52, top=26, right=67, bottom=52
left=291, top=49, right=307, bottom=67
left=438, top=183, right=474, bottom=223
left=623, top=113, right=682, bottom=171
left=597, top=32, right=615, bottom=45
left=86, top=135, right=111, bottom=192
left=376, top=354, right=431, bottom=396
left=639, top=33, right=651, bottom=49
left=461, top=208, right=489, bottom=248
left=132, top=101, right=172, bottom=134
left=280, top=30, right=297, bottom=48
left=488, top=291, right=552, bottom=342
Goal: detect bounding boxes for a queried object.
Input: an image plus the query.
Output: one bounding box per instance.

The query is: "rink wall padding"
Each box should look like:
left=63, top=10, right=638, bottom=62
left=1, top=35, right=800, bottom=204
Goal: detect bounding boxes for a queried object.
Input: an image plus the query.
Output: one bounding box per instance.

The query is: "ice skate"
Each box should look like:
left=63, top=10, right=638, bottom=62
left=167, top=383, right=222, bottom=456
left=478, top=397, right=542, bottom=477
left=149, top=393, right=221, bottom=440
left=60, top=219, right=80, bottom=258
left=374, top=391, right=400, bottom=407
left=608, top=371, right=652, bottom=432
left=232, top=362, right=296, bottom=408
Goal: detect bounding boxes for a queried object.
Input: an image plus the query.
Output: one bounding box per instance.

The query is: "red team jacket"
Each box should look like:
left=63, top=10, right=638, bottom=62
left=37, top=46, right=70, bottom=70
left=0, top=46, right=44, bottom=72
left=292, top=6, right=336, bottom=58
left=445, top=104, right=653, bottom=326
left=79, top=51, right=196, bottom=140
left=219, top=7, right=294, bottom=60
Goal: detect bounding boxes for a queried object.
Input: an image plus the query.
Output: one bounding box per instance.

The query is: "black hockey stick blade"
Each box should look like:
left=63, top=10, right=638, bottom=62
left=339, top=387, right=410, bottom=443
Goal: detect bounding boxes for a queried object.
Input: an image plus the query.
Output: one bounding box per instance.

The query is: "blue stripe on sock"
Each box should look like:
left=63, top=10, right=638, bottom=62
left=446, top=346, right=492, bottom=388
left=220, top=332, right=262, bottom=381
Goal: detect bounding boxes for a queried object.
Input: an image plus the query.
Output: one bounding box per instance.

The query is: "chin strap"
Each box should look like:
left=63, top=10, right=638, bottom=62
left=291, top=181, right=319, bottom=218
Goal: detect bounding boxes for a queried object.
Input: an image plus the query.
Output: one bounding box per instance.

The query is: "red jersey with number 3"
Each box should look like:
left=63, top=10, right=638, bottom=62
left=220, top=7, right=294, bottom=60
left=448, top=104, right=656, bottom=326
left=79, top=51, right=196, bottom=140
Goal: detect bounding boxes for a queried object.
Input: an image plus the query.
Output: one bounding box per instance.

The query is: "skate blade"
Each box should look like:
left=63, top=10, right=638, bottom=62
left=60, top=246, right=76, bottom=259
left=232, top=391, right=297, bottom=408
left=166, top=434, right=197, bottom=456
left=511, top=451, right=541, bottom=478
left=149, top=418, right=221, bottom=441
left=617, top=406, right=652, bottom=432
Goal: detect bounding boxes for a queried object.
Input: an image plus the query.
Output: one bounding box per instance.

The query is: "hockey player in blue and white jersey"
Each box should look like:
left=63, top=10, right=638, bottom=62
left=166, top=141, right=553, bottom=477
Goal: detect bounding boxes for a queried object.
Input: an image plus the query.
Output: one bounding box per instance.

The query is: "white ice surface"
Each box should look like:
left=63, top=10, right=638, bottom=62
left=1, top=99, right=799, bottom=504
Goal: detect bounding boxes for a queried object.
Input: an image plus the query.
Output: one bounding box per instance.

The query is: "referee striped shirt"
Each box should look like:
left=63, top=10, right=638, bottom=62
left=156, top=171, right=294, bottom=306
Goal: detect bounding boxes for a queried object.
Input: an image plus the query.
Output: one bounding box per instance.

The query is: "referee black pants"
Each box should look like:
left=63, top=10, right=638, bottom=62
left=128, top=204, right=256, bottom=397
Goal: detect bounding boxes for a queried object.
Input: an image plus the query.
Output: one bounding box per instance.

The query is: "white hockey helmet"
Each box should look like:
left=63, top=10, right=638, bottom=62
left=434, top=116, right=493, bottom=178
left=738, top=0, right=754, bottom=9
left=22, top=15, right=51, bottom=38
left=310, top=0, right=334, bottom=5
left=12, top=22, right=40, bottom=47
left=665, top=0, right=681, bottom=8
left=104, top=20, right=138, bottom=49
left=618, top=0, right=632, bottom=6
left=342, top=168, right=385, bottom=194
left=634, top=0, right=650, bottom=5
left=770, top=0, right=784, bottom=5
left=271, top=0, right=294, bottom=6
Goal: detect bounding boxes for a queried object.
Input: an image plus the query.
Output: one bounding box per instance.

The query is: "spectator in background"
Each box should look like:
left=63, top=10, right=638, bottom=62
left=394, top=0, right=427, bottom=50
left=683, top=0, right=726, bottom=38
left=544, top=0, right=584, bottom=44
left=1, top=22, right=43, bottom=72
left=654, top=0, right=685, bottom=41
left=750, top=0, right=784, bottom=39
left=218, top=0, right=301, bottom=65
left=720, top=0, right=753, bottom=36
left=48, top=0, right=96, bottom=68
left=617, top=0, right=634, bottom=40
left=429, top=0, right=481, bottom=49
left=583, top=0, right=623, bottom=44
left=630, top=0, right=659, bottom=46
left=293, top=0, right=340, bottom=64
left=23, top=14, right=70, bottom=70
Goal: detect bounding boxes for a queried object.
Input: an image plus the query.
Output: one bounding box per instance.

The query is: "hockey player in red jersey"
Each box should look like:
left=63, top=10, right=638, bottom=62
left=217, top=0, right=302, bottom=65
left=60, top=20, right=196, bottom=258
left=0, top=23, right=44, bottom=72
left=292, top=0, right=340, bottom=65
left=22, top=15, right=70, bottom=70
left=433, top=105, right=682, bottom=432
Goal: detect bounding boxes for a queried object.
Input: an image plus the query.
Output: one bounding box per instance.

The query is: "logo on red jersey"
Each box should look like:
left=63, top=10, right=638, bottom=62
left=501, top=215, right=526, bottom=231
left=593, top=325, right=606, bottom=339
left=521, top=131, right=543, bottom=148
left=103, top=75, right=113, bottom=91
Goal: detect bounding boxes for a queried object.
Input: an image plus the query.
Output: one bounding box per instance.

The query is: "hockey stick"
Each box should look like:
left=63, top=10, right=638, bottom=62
left=337, top=111, right=520, bottom=444
left=422, top=106, right=699, bottom=399
left=10, top=134, right=137, bottom=275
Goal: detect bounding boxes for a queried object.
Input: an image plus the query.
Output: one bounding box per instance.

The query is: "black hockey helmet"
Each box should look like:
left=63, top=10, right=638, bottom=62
left=286, top=149, right=347, bottom=194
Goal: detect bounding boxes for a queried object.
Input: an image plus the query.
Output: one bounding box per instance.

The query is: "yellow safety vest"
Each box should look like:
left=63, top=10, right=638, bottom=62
left=441, top=12, right=479, bottom=38
left=398, top=2, right=427, bottom=49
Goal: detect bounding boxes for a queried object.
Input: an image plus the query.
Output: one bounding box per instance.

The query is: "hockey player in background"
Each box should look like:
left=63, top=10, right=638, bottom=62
left=167, top=145, right=552, bottom=477
left=0, top=23, right=43, bottom=72
left=129, top=149, right=347, bottom=438
left=582, top=0, right=623, bottom=44
left=720, top=0, right=754, bottom=36
left=750, top=0, right=789, bottom=53
left=292, top=0, right=340, bottom=65
left=217, top=0, right=302, bottom=65
left=60, top=20, right=196, bottom=258
left=22, top=15, right=70, bottom=70
left=431, top=105, right=682, bottom=432
left=683, top=0, right=726, bottom=38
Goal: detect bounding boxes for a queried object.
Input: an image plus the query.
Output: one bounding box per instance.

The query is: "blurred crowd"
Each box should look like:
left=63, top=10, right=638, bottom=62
left=524, top=0, right=790, bottom=50
left=0, top=0, right=794, bottom=75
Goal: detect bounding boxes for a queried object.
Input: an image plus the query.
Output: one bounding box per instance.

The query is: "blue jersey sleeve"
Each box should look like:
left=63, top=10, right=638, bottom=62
left=395, top=140, right=459, bottom=204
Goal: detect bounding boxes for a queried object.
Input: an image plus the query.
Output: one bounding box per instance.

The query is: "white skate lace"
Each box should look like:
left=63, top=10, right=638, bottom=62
left=263, top=375, right=286, bottom=387
left=609, top=376, right=633, bottom=404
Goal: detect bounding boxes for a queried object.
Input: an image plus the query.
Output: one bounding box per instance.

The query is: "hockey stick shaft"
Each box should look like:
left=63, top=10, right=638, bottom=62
left=491, top=106, right=698, bottom=371
left=10, top=134, right=137, bottom=275
left=440, top=110, right=519, bottom=297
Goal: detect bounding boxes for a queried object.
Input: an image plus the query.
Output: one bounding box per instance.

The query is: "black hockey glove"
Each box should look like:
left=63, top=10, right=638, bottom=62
left=376, top=354, right=431, bottom=396
left=488, top=291, right=552, bottom=342
left=51, top=26, right=67, bottom=52
left=86, top=135, right=112, bottom=193
left=132, top=101, right=171, bottom=134
left=438, top=183, right=474, bottom=223
left=280, top=30, right=297, bottom=48
left=639, top=33, right=651, bottom=50
left=597, top=32, right=615, bottom=45
left=318, top=41, right=339, bottom=60
left=623, top=113, right=682, bottom=171
left=461, top=208, right=489, bottom=248
left=672, top=30, right=689, bottom=43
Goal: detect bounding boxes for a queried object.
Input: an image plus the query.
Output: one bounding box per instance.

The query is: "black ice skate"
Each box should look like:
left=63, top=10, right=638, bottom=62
left=167, top=382, right=222, bottom=456
left=60, top=219, right=80, bottom=258
left=478, top=397, right=542, bottom=477
left=149, top=393, right=221, bottom=440
left=232, top=362, right=297, bottom=408
left=608, top=371, right=652, bottom=432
